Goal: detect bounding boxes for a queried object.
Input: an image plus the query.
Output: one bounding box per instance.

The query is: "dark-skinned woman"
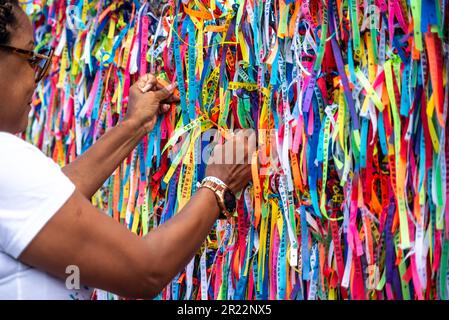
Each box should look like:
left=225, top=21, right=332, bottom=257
left=0, top=0, right=254, bottom=299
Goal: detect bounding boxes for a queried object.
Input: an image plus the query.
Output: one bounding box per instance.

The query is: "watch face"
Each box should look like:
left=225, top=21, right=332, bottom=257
left=223, top=190, right=236, bottom=212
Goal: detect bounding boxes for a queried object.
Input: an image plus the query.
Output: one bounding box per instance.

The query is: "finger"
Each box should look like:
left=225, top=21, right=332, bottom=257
left=154, top=79, right=180, bottom=101
left=247, top=130, right=257, bottom=155
left=153, top=82, right=178, bottom=101
left=137, top=74, right=150, bottom=88
left=140, top=83, right=155, bottom=93
left=208, top=142, right=222, bottom=165
left=142, top=73, right=157, bottom=85
left=236, top=129, right=256, bottom=164
left=227, top=129, right=245, bottom=164
left=159, top=104, right=171, bottom=114
left=164, top=93, right=181, bottom=103
left=224, top=136, right=237, bottom=164
left=138, top=74, right=157, bottom=92
left=161, top=95, right=181, bottom=104
left=154, top=81, right=165, bottom=90
left=153, top=78, right=171, bottom=90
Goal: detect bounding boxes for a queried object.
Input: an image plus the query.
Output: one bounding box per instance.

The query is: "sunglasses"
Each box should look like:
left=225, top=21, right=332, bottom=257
left=0, top=44, right=54, bottom=83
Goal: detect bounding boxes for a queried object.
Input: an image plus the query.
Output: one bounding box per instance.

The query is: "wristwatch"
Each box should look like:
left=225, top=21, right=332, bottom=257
left=200, top=176, right=236, bottom=219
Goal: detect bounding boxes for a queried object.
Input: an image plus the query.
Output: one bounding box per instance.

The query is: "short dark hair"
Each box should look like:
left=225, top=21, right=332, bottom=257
left=0, top=0, right=19, bottom=45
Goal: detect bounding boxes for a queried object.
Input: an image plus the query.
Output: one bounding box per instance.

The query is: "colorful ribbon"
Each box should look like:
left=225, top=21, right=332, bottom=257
left=22, top=0, right=449, bottom=300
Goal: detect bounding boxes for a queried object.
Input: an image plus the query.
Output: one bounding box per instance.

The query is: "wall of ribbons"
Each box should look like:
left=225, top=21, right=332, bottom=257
left=22, top=0, right=449, bottom=299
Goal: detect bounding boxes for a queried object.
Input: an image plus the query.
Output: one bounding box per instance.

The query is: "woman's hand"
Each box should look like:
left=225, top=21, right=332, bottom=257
left=124, top=73, right=179, bottom=134
left=205, top=130, right=256, bottom=195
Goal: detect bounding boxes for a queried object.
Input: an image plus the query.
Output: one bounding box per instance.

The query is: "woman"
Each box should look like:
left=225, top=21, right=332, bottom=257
left=0, top=1, right=253, bottom=299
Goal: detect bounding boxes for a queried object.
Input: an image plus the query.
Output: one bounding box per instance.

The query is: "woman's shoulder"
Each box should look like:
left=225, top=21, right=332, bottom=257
left=0, top=132, right=66, bottom=194
left=0, top=132, right=32, bottom=150
left=0, top=131, right=50, bottom=170
left=0, top=132, right=43, bottom=155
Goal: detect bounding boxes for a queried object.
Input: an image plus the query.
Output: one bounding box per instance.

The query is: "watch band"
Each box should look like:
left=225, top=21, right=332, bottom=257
left=202, top=176, right=228, bottom=188
left=200, top=176, right=234, bottom=219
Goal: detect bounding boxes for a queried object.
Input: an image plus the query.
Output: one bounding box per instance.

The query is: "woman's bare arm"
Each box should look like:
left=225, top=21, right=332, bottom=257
left=19, top=187, right=219, bottom=299
left=20, top=132, right=253, bottom=299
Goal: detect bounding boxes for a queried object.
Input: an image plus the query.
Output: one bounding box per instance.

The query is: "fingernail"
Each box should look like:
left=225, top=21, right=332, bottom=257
left=165, top=82, right=178, bottom=91
left=141, top=83, right=153, bottom=92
